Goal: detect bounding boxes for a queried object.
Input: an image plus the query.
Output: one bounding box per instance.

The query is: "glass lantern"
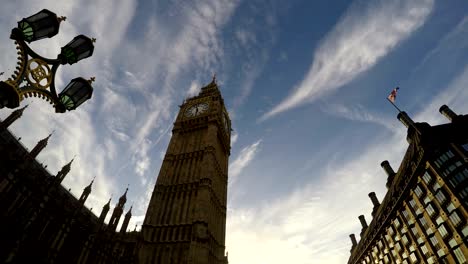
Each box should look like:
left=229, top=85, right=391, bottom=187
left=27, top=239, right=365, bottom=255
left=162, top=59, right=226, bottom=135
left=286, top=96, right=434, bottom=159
left=60, top=35, right=95, bottom=65
left=17, top=9, right=60, bottom=42
left=58, top=77, right=93, bottom=111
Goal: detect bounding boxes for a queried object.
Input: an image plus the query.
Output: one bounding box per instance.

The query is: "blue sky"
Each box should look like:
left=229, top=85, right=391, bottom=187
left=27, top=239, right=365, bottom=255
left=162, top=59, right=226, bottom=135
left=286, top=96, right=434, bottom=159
left=1, top=0, right=467, bottom=263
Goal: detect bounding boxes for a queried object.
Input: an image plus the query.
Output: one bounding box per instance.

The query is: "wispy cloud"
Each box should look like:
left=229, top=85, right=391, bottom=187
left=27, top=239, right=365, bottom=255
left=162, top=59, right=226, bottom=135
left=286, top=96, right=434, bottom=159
left=262, top=0, right=434, bottom=120
left=229, top=139, right=262, bottom=181
left=230, top=131, right=239, bottom=146
left=320, top=103, right=398, bottom=131
left=227, top=39, right=468, bottom=264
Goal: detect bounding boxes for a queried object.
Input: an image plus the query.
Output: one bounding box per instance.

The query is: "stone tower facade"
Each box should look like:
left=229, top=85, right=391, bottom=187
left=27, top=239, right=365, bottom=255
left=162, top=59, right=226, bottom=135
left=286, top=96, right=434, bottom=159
left=139, top=78, right=231, bottom=264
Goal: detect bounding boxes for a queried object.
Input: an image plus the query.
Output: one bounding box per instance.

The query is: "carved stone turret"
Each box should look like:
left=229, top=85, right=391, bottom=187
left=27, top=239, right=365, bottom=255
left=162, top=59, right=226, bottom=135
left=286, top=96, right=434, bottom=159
left=0, top=104, right=28, bottom=129
left=79, top=178, right=94, bottom=205
left=55, top=158, right=74, bottom=185
left=99, top=198, right=111, bottom=224
left=109, top=188, right=127, bottom=231
left=30, top=133, right=52, bottom=159
left=120, top=206, right=132, bottom=233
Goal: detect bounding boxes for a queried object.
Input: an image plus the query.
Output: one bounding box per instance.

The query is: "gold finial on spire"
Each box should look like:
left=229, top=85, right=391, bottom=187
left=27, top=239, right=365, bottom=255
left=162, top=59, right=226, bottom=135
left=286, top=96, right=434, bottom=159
left=58, top=16, right=67, bottom=23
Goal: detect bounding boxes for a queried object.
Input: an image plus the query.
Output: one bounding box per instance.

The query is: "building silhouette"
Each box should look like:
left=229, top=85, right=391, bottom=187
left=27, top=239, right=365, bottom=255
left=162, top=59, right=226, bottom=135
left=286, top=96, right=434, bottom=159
left=348, top=106, right=468, bottom=264
left=0, top=78, right=230, bottom=263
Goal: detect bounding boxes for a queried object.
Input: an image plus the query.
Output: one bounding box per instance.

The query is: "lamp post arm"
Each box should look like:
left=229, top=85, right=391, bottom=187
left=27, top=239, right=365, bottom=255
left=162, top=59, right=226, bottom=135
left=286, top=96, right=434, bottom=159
left=48, top=63, right=60, bottom=102
left=11, top=29, right=62, bottom=65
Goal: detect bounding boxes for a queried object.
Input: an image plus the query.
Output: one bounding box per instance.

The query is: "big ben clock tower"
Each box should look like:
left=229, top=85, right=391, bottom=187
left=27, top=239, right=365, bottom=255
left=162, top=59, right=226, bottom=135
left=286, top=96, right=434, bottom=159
left=139, top=77, right=230, bottom=264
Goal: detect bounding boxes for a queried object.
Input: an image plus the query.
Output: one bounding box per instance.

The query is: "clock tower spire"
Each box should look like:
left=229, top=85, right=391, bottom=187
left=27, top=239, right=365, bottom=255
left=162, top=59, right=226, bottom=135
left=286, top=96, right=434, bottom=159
left=139, top=78, right=230, bottom=264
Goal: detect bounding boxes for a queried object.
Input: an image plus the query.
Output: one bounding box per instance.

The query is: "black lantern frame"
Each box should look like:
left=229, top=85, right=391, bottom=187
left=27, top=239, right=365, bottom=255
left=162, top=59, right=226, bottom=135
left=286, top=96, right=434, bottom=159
left=0, top=9, right=95, bottom=113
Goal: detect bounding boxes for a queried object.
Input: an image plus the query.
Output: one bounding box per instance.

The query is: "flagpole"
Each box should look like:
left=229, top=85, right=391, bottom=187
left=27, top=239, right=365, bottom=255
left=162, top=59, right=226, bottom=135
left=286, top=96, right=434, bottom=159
left=387, top=98, right=402, bottom=113
left=387, top=95, right=422, bottom=135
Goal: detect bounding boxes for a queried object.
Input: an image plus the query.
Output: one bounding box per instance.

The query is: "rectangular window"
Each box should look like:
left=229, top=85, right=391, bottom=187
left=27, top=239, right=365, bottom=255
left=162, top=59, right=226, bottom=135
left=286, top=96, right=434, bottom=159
left=447, top=150, right=454, bottom=158
left=433, top=182, right=441, bottom=192
left=402, top=235, right=409, bottom=245
left=414, top=185, right=424, bottom=198
left=394, top=218, right=401, bottom=228
left=422, top=172, right=432, bottom=184
left=453, top=247, right=466, bottom=263
left=434, top=190, right=447, bottom=205
left=421, top=244, right=429, bottom=256
left=462, top=143, right=468, bottom=152
left=426, top=203, right=436, bottom=217
left=411, top=226, right=420, bottom=240
left=449, top=210, right=462, bottom=226
left=438, top=224, right=449, bottom=239
left=449, top=238, right=458, bottom=248
left=402, top=209, right=411, bottom=222
left=395, top=242, right=402, bottom=252
left=430, top=235, right=441, bottom=250
left=436, top=216, right=445, bottom=226
left=419, top=216, right=429, bottom=229
left=417, top=236, right=424, bottom=245
left=446, top=202, right=456, bottom=213
left=410, top=253, right=417, bottom=262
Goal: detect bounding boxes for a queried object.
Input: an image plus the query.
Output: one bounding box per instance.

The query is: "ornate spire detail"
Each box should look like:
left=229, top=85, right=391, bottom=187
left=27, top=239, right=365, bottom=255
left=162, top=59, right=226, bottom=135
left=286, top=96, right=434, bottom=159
left=126, top=205, right=133, bottom=217
left=0, top=104, right=29, bottom=128
left=118, top=185, right=129, bottom=206
left=99, top=197, right=112, bottom=224
left=29, top=132, right=53, bottom=159
left=55, top=157, right=75, bottom=184
left=103, top=197, right=111, bottom=210
left=79, top=177, right=94, bottom=204
left=120, top=205, right=133, bottom=233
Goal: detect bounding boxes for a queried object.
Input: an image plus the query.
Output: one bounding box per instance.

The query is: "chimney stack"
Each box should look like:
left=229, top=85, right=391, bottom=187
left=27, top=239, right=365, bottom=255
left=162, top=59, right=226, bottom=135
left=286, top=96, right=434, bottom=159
left=439, top=105, right=457, bottom=122
left=359, top=215, right=368, bottom=236
left=349, top=234, right=357, bottom=250
left=397, top=112, right=415, bottom=128
left=368, top=192, right=380, bottom=207
left=369, top=192, right=380, bottom=217
left=381, top=160, right=396, bottom=189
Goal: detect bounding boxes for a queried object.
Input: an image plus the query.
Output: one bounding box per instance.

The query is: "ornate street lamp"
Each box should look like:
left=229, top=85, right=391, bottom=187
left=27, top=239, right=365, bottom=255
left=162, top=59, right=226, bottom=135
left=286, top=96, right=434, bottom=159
left=0, top=9, right=96, bottom=113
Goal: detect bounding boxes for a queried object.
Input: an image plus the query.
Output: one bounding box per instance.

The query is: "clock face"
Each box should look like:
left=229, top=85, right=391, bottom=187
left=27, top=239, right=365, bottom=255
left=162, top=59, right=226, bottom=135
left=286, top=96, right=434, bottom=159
left=185, top=103, right=209, bottom=117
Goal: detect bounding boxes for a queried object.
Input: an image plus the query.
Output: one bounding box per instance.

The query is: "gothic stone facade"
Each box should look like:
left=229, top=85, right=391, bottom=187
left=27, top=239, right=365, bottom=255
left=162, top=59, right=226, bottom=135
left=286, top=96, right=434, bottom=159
left=0, top=79, right=230, bottom=264
left=348, top=107, right=468, bottom=264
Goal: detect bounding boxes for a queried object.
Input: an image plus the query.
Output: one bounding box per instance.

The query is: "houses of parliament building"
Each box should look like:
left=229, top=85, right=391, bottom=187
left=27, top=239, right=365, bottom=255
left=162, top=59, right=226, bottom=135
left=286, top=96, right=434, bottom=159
left=347, top=107, right=468, bottom=263
left=1, top=74, right=468, bottom=264
left=0, top=79, right=230, bottom=264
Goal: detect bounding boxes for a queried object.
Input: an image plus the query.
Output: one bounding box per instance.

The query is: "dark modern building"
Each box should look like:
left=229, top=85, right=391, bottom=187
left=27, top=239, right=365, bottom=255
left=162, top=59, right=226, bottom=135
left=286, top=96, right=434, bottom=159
left=0, top=78, right=230, bottom=264
left=348, top=106, right=468, bottom=264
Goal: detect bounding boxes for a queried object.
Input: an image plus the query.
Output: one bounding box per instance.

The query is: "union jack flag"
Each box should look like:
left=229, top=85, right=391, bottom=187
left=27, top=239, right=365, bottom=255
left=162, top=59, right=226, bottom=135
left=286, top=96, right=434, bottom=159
left=387, top=87, right=399, bottom=103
